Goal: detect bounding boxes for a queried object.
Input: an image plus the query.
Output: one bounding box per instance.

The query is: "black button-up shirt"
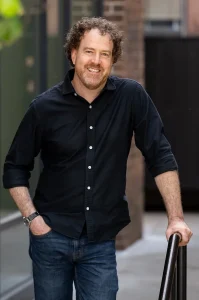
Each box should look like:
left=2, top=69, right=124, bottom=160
left=3, top=69, right=177, bottom=241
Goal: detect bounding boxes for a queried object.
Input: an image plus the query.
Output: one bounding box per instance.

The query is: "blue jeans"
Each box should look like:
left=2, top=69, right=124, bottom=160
left=29, top=230, right=118, bottom=300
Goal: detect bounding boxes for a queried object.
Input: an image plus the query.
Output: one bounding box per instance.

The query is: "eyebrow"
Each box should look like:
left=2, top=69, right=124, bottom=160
left=83, top=47, right=111, bottom=54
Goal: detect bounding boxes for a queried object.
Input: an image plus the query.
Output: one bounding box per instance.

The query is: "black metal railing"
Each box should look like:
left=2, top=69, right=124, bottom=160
left=159, top=233, right=187, bottom=300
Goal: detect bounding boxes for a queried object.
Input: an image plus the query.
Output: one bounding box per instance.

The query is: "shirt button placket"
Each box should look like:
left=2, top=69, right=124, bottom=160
left=85, top=103, right=95, bottom=239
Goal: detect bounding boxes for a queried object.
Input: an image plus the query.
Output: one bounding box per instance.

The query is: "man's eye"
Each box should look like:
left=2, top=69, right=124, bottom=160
left=102, top=53, right=109, bottom=57
left=86, top=50, right=92, bottom=54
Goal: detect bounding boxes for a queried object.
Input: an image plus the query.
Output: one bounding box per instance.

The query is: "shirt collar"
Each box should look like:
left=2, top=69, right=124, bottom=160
left=62, top=68, right=116, bottom=95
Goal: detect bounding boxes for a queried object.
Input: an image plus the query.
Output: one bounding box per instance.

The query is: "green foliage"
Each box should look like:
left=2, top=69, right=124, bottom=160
left=0, top=0, right=24, bottom=49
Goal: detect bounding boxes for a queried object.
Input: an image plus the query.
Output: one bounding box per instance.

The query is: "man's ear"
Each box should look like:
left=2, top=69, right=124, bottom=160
left=71, top=49, right=77, bottom=65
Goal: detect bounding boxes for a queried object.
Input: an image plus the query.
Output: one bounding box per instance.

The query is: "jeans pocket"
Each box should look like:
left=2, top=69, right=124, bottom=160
left=29, top=229, right=53, bottom=239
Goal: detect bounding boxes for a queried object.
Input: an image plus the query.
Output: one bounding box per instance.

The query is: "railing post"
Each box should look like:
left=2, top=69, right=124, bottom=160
left=158, top=234, right=181, bottom=300
left=170, top=267, right=177, bottom=300
left=177, top=246, right=187, bottom=300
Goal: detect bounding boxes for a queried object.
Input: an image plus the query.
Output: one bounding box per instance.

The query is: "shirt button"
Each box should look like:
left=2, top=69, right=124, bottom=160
left=89, top=105, right=92, bottom=109
left=89, top=126, right=93, bottom=130
left=88, top=166, right=92, bottom=169
left=87, top=186, right=91, bottom=190
left=89, top=146, right=93, bottom=149
left=74, top=93, right=77, bottom=96
left=86, top=207, right=90, bottom=211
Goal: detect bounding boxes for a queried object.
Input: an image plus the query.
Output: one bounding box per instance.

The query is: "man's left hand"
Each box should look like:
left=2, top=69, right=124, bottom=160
left=166, top=218, right=193, bottom=246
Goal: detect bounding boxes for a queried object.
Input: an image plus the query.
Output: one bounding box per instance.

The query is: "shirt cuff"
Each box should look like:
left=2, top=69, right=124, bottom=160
left=3, top=169, right=30, bottom=189
left=148, top=154, right=178, bottom=177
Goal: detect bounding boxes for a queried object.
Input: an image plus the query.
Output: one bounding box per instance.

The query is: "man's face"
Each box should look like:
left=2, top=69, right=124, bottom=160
left=71, top=29, right=114, bottom=90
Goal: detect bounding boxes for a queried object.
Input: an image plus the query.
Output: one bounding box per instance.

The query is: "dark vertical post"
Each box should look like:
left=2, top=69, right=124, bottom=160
left=177, top=247, right=187, bottom=300
left=62, top=0, right=71, bottom=73
left=93, top=0, right=103, bottom=17
left=158, top=234, right=180, bottom=300
left=37, top=0, right=47, bottom=174
left=170, top=267, right=177, bottom=300
left=38, top=0, right=47, bottom=93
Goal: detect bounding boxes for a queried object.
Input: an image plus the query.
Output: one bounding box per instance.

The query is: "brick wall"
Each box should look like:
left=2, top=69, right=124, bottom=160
left=104, top=0, right=145, bottom=249
left=187, top=0, right=199, bottom=35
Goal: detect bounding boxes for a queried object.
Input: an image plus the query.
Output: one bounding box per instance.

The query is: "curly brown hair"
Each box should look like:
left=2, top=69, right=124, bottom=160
left=64, top=17, right=124, bottom=66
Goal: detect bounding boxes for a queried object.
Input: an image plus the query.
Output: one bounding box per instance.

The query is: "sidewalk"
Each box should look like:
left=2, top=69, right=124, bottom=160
left=116, top=212, right=199, bottom=300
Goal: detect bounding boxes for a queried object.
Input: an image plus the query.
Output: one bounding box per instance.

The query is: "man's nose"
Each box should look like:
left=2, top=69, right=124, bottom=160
left=91, top=54, right=101, bottom=65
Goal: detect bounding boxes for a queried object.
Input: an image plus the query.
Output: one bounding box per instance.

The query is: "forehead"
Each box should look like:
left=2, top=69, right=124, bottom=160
left=79, top=28, right=113, bottom=51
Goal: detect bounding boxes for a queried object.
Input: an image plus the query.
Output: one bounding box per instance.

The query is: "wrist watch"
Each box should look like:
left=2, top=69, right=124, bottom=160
left=23, top=211, right=40, bottom=226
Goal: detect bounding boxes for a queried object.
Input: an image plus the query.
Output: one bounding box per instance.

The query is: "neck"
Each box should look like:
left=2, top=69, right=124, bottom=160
left=71, top=73, right=106, bottom=103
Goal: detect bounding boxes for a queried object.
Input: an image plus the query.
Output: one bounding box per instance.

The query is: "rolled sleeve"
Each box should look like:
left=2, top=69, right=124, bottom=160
left=133, top=84, right=178, bottom=177
left=3, top=101, right=42, bottom=189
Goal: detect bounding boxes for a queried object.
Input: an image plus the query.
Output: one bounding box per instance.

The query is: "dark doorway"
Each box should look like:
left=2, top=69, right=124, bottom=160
left=145, top=37, right=199, bottom=211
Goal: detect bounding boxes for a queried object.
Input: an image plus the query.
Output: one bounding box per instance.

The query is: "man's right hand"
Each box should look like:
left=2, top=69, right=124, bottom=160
left=30, top=215, right=52, bottom=236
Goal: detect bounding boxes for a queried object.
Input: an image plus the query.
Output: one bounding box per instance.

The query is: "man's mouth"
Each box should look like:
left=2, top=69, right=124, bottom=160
left=87, top=68, right=100, bottom=73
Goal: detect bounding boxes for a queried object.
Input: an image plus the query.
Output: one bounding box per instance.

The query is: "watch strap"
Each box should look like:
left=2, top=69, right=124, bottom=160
left=23, top=211, right=40, bottom=226
left=28, top=211, right=39, bottom=221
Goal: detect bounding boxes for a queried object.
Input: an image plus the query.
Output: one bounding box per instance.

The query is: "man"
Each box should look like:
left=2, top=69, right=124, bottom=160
left=3, top=17, right=192, bottom=300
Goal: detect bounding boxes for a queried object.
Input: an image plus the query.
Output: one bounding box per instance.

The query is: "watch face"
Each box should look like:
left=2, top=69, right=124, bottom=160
left=23, top=217, right=30, bottom=226
left=23, top=212, right=39, bottom=226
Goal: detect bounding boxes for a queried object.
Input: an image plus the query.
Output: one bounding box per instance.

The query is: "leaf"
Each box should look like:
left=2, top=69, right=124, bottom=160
left=0, top=17, right=23, bottom=48
left=0, top=0, right=24, bottom=18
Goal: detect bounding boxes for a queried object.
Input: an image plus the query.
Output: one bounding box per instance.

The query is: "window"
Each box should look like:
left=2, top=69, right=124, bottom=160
left=144, top=0, right=183, bottom=35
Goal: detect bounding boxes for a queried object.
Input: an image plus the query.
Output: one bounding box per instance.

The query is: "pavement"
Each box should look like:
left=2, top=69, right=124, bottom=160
left=116, top=212, right=199, bottom=300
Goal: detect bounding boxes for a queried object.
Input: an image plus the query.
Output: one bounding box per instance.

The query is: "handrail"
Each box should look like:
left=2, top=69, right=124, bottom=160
left=0, top=211, right=21, bottom=231
left=158, top=233, right=187, bottom=300
left=175, top=246, right=187, bottom=300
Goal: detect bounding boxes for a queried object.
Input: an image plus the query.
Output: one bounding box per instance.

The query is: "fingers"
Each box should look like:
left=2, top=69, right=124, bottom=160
left=166, top=222, right=193, bottom=246
left=178, top=230, right=193, bottom=246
